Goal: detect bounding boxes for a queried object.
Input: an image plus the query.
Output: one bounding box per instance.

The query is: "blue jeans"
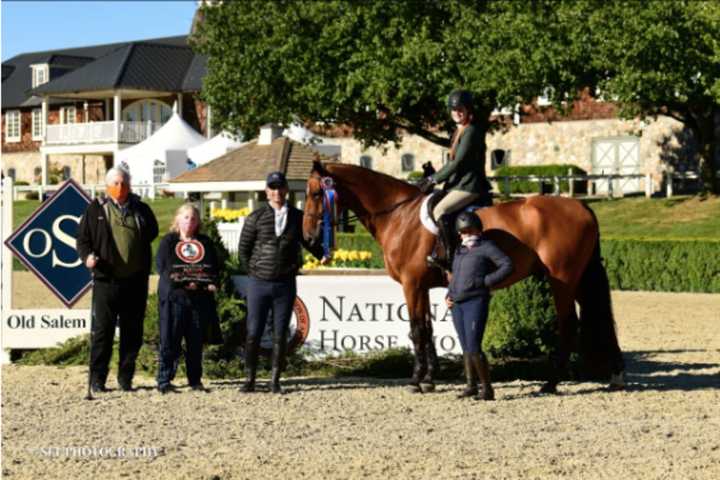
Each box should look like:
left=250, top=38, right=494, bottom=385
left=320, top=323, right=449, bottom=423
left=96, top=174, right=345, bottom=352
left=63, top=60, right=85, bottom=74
left=451, top=295, right=489, bottom=354
left=246, top=276, right=296, bottom=348
left=157, top=300, right=203, bottom=387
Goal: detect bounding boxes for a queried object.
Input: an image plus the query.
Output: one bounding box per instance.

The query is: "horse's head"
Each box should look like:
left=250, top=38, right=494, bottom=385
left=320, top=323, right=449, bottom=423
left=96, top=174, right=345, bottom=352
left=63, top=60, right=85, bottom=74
left=303, top=160, right=329, bottom=244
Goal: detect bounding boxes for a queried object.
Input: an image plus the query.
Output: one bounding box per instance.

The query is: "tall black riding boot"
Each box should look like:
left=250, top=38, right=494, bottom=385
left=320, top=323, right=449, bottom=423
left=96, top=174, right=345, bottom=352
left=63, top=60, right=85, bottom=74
left=241, top=339, right=259, bottom=393
left=457, top=353, right=478, bottom=399
left=270, top=335, right=287, bottom=394
left=470, top=353, right=495, bottom=401
left=427, top=215, right=456, bottom=271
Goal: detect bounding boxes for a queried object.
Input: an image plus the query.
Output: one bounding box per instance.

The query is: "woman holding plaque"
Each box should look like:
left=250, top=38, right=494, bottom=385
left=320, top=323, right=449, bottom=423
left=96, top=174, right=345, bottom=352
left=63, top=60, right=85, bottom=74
left=156, top=204, right=220, bottom=394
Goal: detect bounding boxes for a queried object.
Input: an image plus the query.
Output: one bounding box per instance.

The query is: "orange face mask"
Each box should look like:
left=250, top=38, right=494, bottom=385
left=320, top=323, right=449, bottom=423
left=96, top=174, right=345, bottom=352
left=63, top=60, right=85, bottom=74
left=107, top=184, right=130, bottom=203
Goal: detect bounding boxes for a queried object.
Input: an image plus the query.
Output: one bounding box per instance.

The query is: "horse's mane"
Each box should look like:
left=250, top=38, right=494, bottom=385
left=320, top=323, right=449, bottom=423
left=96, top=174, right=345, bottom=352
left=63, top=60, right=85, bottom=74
left=324, top=163, right=419, bottom=197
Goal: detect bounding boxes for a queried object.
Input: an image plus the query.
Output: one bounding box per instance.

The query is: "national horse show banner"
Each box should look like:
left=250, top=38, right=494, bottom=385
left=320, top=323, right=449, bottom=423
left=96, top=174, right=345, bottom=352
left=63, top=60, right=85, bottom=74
left=233, top=276, right=460, bottom=356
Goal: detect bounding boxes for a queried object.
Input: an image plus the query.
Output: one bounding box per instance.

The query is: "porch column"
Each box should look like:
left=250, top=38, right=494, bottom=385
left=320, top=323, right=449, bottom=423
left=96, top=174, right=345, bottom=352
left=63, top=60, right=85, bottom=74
left=40, top=151, right=49, bottom=186
left=105, top=99, right=111, bottom=121
left=83, top=101, right=89, bottom=122
left=176, top=93, right=183, bottom=117
left=206, top=104, right=213, bottom=138
left=41, top=96, right=48, bottom=142
left=113, top=93, right=122, bottom=143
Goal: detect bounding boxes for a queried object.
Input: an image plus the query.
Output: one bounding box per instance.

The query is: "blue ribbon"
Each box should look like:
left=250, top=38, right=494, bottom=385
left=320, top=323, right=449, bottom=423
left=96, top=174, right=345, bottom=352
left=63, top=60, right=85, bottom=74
left=321, top=185, right=336, bottom=258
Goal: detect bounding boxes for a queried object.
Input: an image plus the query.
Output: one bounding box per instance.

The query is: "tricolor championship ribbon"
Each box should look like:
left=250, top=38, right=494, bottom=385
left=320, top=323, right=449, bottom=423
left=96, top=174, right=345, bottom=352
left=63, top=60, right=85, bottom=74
left=321, top=177, right=337, bottom=258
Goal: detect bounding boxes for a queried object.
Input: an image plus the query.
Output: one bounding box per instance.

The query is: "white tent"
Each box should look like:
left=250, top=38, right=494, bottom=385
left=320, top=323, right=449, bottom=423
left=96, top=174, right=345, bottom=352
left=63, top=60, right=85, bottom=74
left=187, top=131, right=245, bottom=166
left=117, top=112, right=206, bottom=197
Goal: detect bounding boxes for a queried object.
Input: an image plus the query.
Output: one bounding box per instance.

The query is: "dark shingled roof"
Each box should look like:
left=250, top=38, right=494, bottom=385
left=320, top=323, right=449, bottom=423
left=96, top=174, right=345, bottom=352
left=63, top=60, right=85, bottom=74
left=2, top=35, right=198, bottom=109
left=182, top=54, right=207, bottom=92
left=172, top=137, right=336, bottom=184
left=31, top=42, right=196, bottom=96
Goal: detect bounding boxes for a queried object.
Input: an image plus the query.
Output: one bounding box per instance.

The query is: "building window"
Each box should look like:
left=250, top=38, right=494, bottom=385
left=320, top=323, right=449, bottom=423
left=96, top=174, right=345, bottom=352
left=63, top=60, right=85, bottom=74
left=31, top=65, right=49, bottom=88
left=491, top=149, right=510, bottom=170
left=401, top=153, right=415, bottom=172
left=359, top=155, right=373, bottom=169
left=7, top=168, right=16, bottom=180
left=123, top=99, right=173, bottom=124
left=32, top=109, right=43, bottom=140
left=5, top=110, right=21, bottom=142
left=60, top=106, right=77, bottom=124
left=62, top=166, right=72, bottom=180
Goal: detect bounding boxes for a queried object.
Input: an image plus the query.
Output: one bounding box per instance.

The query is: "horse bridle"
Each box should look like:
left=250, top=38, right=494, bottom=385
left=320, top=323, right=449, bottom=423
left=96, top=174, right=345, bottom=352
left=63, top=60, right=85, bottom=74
left=302, top=174, right=422, bottom=226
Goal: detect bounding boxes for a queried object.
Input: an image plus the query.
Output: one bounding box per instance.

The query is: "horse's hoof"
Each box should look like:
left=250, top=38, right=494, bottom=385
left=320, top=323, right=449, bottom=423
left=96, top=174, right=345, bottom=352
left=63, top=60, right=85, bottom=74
left=539, top=383, right=557, bottom=395
left=419, top=382, right=435, bottom=393
left=407, top=384, right=422, bottom=394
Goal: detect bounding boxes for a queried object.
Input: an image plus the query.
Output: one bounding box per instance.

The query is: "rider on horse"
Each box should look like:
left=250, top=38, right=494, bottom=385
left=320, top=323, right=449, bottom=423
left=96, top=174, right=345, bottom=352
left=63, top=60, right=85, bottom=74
left=419, top=89, right=492, bottom=271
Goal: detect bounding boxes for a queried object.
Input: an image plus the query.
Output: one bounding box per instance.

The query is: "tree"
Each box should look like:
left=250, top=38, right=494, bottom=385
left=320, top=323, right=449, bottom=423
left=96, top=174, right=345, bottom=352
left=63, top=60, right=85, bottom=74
left=193, top=0, right=589, bottom=153
left=587, top=0, right=720, bottom=193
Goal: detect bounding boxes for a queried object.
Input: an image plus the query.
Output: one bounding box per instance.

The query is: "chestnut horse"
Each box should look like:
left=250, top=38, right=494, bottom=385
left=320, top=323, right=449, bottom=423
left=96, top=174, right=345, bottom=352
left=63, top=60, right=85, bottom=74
left=303, top=161, right=625, bottom=394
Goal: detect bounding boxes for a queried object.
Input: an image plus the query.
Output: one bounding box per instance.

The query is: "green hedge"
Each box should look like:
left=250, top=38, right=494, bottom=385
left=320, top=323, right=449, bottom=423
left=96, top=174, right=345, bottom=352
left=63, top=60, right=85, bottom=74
left=602, top=239, right=720, bottom=293
left=483, top=276, right=557, bottom=359
left=337, top=234, right=720, bottom=293
left=493, top=164, right=587, bottom=195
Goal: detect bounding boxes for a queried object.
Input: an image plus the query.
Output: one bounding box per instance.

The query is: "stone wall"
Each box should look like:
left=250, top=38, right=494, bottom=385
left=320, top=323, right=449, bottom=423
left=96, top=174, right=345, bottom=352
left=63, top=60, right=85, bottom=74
left=315, top=115, right=695, bottom=190
left=485, top=115, right=695, bottom=185
left=316, top=133, right=449, bottom=180
left=2, top=152, right=111, bottom=185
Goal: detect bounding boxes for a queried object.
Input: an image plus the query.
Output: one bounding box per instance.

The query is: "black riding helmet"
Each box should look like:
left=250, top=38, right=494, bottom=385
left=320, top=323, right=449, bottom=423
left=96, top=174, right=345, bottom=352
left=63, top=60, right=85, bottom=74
left=455, top=211, right=483, bottom=232
left=447, top=89, right=474, bottom=111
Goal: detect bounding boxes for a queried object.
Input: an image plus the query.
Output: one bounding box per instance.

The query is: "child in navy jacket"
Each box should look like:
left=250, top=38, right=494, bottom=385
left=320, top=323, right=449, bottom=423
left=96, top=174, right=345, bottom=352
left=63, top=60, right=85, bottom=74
left=447, top=211, right=513, bottom=400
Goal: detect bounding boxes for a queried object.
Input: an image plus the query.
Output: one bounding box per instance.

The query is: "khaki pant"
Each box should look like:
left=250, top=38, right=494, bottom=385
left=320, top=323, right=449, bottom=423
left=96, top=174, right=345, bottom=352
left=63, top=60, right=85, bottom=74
left=433, top=190, right=481, bottom=220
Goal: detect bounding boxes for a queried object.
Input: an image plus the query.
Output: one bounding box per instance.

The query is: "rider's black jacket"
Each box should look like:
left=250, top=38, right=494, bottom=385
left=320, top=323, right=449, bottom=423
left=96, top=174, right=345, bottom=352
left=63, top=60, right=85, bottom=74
left=238, top=203, right=324, bottom=281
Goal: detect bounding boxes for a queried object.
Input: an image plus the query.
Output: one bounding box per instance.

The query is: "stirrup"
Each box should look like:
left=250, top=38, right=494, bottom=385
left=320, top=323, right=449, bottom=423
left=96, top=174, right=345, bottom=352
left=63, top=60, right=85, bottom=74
left=426, top=252, right=449, bottom=271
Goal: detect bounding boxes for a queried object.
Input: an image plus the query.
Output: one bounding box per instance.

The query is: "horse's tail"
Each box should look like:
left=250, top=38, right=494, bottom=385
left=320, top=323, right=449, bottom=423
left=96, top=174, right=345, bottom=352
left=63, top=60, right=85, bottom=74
left=577, top=205, right=624, bottom=379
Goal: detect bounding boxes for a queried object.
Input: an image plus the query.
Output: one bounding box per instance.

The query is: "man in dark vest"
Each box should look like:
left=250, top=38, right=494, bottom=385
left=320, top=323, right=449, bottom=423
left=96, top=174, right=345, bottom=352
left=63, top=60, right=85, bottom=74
left=238, top=171, right=326, bottom=394
left=77, top=166, right=159, bottom=392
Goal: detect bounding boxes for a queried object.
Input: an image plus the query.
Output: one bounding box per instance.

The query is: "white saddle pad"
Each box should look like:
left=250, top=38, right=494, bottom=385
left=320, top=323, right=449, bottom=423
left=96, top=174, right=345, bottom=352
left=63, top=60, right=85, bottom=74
left=420, top=193, right=439, bottom=236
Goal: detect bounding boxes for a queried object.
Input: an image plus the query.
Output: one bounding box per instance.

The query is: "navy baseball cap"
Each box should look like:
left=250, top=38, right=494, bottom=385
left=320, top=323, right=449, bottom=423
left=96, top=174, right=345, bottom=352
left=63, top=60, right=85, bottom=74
left=266, top=171, right=288, bottom=189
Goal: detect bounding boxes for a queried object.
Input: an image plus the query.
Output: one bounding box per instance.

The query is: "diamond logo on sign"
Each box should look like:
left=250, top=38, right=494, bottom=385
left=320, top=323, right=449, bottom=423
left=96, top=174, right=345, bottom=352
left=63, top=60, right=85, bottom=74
left=4, top=179, right=92, bottom=307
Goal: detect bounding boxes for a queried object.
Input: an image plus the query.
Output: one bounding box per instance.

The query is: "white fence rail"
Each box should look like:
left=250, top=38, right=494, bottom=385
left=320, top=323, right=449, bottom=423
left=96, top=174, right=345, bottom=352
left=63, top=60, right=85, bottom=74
left=11, top=183, right=172, bottom=201
left=216, top=221, right=245, bottom=254
left=490, top=171, right=711, bottom=198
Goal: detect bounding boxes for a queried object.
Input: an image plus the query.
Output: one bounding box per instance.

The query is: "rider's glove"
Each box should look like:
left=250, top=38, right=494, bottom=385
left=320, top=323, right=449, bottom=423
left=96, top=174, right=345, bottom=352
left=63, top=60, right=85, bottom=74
left=418, top=177, right=436, bottom=194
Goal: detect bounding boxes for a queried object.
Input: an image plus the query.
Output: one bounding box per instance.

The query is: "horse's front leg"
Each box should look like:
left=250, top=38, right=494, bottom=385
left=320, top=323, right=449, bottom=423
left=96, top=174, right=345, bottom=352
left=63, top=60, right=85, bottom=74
left=419, top=287, right=438, bottom=392
left=404, top=284, right=429, bottom=393
left=421, top=339, right=438, bottom=393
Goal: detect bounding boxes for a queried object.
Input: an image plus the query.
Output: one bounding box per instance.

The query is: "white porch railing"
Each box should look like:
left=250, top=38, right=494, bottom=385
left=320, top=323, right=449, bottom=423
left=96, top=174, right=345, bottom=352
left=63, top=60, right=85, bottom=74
left=45, top=121, right=162, bottom=145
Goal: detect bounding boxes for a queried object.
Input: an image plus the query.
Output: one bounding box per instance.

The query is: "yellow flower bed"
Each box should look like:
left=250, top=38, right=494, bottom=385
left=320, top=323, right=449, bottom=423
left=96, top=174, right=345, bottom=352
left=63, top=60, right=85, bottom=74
left=303, top=249, right=373, bottom=270
left=211, top=207, right=251, bottom=222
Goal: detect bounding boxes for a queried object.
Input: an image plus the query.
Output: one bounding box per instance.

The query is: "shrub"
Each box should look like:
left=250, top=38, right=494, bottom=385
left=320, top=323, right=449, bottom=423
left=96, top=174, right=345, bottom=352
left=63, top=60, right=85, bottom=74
left=406, top=171, right=424, bottom=183
left=493, top=164, right=587, bottom=195
left=483, top=275, right=557, bottom=360
left=602, top=238, right=720, bottom=293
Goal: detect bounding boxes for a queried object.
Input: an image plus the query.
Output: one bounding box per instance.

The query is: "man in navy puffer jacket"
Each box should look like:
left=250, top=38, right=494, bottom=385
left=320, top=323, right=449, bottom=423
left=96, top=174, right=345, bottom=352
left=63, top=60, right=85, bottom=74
left=447, top=211, right=513, bottom=400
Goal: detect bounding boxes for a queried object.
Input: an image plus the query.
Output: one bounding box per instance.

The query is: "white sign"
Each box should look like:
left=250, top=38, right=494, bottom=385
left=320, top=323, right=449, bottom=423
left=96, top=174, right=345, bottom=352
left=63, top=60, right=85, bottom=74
left=1, top=309, right=90, bottom=349
left=235, top=275, right=460, bottom=356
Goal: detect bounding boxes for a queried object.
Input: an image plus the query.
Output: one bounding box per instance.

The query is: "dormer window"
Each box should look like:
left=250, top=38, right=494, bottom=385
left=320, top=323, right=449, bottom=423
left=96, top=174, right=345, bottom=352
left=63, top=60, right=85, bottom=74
left=31, top=64, right=49, bottom=88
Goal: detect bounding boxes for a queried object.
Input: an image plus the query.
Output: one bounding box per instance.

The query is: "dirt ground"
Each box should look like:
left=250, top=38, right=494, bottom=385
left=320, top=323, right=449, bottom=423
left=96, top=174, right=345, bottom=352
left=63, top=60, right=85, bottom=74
left=2, top=283, right=719, bottom=479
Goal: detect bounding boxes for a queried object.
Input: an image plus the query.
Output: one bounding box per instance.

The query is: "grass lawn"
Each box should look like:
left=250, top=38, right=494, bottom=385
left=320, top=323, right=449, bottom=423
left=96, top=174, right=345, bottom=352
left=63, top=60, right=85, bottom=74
left=588, top=195, right=720, bottom=240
